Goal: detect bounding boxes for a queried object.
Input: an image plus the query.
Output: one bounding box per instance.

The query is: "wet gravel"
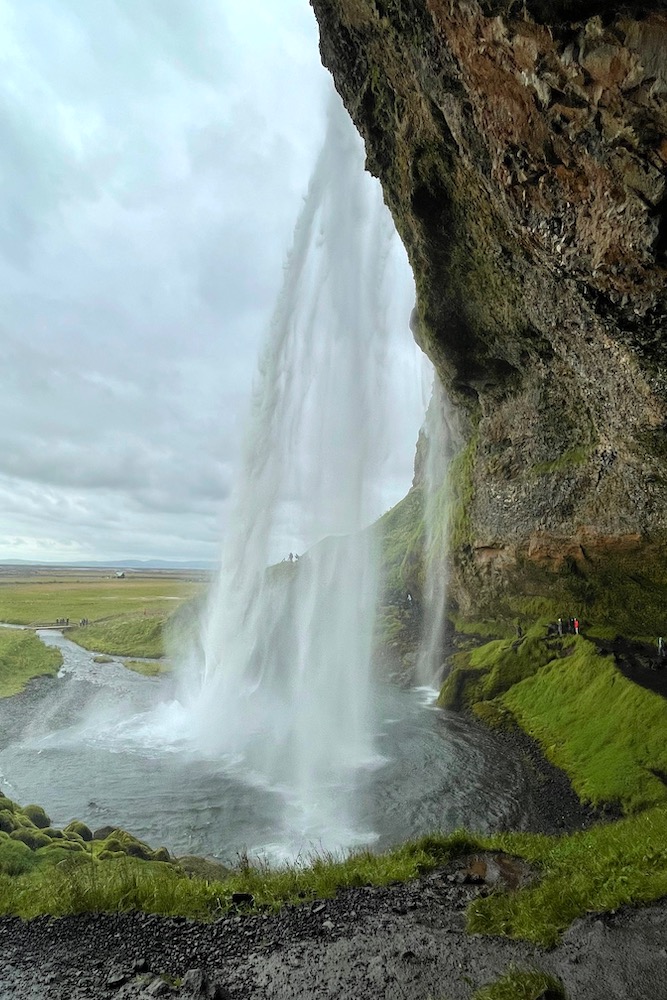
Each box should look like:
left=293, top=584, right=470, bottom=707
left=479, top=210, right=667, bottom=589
left=1, top=861, right=665, bottom=999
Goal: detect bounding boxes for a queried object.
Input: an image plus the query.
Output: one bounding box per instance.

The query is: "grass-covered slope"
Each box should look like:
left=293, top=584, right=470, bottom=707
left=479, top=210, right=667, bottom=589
left=0, top=629, right=62, bottom=696
left=439, top=627, right=667, bottom=814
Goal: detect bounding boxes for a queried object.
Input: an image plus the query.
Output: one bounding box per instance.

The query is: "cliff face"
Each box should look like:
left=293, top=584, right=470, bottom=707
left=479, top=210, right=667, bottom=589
left=311, top=0, right=667, bottom=619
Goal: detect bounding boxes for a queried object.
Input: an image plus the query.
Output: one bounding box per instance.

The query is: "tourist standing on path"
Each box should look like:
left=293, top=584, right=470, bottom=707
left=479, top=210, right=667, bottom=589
left=574, top=617, right=579, bottom=635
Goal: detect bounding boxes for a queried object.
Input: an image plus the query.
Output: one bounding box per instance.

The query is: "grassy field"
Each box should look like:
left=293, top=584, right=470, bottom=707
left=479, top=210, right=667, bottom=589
left=0, top=630, right=62, bottom=697
left=0, top=571, right=205, bottom=658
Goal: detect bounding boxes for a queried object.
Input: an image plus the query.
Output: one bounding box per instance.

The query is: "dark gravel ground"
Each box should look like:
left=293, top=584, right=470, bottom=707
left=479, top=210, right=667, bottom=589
left=1, top=862, right=665, bottom=999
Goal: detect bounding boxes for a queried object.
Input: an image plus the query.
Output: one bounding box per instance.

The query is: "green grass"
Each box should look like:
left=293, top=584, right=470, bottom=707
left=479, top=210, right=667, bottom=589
left=70, top=618, right=168, bottom=658
left=473, top=968, right=566, bottom=1000
left=123, top=659, right=172, bottom=677
left=376, top=485, right=426, bottom=600
left=438, top=627, right=570, bottom=710
left=468, top=803, right=667, bottom=946
left=0, top=629, right=62, bottom=697
left=440, top=627, right=667, bottom=814
left=501, top=638, right=667, bottom=812
left=0, top=579, right=200, bottom=626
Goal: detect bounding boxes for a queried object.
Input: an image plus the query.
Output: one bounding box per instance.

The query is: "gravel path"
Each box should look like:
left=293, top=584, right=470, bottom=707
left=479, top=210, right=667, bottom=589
left=1, top=858, right=665, bottom=999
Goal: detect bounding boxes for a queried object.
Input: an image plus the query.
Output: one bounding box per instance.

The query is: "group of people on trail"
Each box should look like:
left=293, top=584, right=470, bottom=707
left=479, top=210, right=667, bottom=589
left=558, top=616, right=580, bottom=635
left=540, top=616, right=580, bottom=637
left=78, top=618, right=90, bottom=627
left=283, top=553, right=299, bottom=562
left=56, top=617, right=69, bottom=626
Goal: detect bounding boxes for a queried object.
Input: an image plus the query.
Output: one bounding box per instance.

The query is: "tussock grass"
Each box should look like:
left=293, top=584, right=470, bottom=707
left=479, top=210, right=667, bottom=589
left=468, top=804, right=667, bottom=946
left=0, top=629, right=62, bottom=697
left=472, top=968, right=565, bottom=999
left=0, top=826, right=483, bottom=921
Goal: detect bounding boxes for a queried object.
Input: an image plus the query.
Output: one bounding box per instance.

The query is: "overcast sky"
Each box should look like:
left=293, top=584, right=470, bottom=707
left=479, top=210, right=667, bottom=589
left=1, top=0, right=427, bottom=565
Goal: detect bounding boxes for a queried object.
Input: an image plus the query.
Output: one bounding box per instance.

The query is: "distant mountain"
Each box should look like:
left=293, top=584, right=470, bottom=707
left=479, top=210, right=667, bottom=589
left=0, top=558, right=217, bottom=570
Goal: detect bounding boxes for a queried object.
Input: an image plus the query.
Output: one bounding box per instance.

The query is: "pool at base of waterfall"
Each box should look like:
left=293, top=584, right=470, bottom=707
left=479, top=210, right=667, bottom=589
left=0, top=630, right=543, bottom=866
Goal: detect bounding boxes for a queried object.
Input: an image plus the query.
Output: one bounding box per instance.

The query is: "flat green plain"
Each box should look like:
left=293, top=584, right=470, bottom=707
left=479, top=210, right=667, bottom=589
left=0, top=570, right=205, bottom=658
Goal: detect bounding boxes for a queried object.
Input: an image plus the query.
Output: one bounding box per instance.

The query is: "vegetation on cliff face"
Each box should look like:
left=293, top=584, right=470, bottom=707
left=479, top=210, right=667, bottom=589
left=312, top=0, right=667, bottom=623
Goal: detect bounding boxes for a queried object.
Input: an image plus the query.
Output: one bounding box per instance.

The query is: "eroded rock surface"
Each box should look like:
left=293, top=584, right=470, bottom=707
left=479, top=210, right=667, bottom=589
left=310, top=0, right=667, bottom=612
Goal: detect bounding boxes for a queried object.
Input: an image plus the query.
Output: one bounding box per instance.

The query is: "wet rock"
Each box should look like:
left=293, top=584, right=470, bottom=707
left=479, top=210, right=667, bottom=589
left=107, top=965, right=131, bottom=988
left=181, top=969, right=228, bottom=998
left=231, top=892, right=254, bottom=907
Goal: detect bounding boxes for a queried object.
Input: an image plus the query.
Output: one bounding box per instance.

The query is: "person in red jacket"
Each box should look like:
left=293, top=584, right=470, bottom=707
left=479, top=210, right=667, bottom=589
left=574, top=617, right=580, bottom=634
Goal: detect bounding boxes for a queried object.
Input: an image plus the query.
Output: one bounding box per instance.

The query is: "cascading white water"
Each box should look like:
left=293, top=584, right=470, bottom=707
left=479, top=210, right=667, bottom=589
left=174, top=92, right=418, bottom=852
left=416, top=376, right=453, bottom=687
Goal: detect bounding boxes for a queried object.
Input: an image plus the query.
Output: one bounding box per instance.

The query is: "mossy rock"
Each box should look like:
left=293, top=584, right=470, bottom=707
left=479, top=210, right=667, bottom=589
left=124, top=841, right=153, bottom=861
left=97, top=849, right=126, bottom=861
left=35, top=841, right=86, bottom=864
left=176, top=855, right=231, bottom=880
left=43, top=827, right=65, bottom=839
left=0, top=796, right=16, bottom=814
left=64, top=820, right=93, bottom=842
left=0, top=810, right=18, bottom=834
left=63, top=830, right=85, bottom=843
left=0, top=836, right=38, bottom=875
left=22, top=804, right=51, bottom=829
left=92, top=825, right=121, bottom=840
left=472, top=700, right=518, bottom=732
left=100, top=837, right=125, bottom=854
left=10, top=828, right=52, bottom=850
left=152, top=847, right=171, bottom=863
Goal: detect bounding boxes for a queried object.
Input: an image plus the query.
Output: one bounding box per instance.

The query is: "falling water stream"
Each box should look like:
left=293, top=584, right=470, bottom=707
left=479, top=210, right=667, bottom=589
left=0, top=96, right=551, bottom=863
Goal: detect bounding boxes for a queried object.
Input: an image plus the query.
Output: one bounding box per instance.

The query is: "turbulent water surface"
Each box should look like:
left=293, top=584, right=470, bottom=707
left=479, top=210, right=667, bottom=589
left=0, top=629, right=545, bottom=865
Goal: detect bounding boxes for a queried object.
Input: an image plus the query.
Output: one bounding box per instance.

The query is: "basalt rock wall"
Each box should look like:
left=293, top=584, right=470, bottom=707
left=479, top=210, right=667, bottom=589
left=311, top=0, right=667, bottom=617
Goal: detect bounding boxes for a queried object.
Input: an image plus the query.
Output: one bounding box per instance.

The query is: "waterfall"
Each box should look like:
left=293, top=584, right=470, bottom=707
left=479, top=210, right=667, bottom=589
left=174, top=92, right=418, bottom=854
left=416, top=376, right=453, bottom=687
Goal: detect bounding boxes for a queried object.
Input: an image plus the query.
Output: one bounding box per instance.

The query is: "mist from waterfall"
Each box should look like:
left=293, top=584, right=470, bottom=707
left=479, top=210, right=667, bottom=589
left=416, top=377, right=453, bottom=687
left=172, top=93, right=421, bottom=854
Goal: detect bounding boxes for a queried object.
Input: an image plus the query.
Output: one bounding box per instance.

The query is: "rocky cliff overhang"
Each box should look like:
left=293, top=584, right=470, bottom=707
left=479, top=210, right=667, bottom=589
left=311, top=0, right=667, bottom=612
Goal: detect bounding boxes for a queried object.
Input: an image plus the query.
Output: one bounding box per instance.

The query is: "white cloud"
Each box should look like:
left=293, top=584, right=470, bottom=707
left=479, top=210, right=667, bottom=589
left=1, top=0, right=425, bottom=565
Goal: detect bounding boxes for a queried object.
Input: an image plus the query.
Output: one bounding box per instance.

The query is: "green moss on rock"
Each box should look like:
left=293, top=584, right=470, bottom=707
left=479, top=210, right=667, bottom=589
left=22, top=804, right=51, bottom=829
left=64, top=821, right=93, bottom=842
left=10, top=828, right=52, bottom=850
left=0, top=810, right=17, bottom=834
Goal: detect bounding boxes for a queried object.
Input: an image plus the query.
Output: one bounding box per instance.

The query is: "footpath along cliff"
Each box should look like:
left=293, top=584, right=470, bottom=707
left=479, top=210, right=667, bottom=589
left=311, top=0, right=667, bottom=627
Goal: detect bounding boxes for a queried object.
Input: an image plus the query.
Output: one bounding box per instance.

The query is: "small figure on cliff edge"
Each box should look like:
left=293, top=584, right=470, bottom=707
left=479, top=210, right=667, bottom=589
left=557, top=618, right=563, bottom=636
left=574, top=617, right=580, bottom=635
left=658, top=636, right=664, bottom=659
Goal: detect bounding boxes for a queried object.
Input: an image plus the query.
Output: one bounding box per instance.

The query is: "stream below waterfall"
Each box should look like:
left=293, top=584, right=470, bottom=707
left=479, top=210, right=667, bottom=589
left=0, top=628, right=557, bottom=865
